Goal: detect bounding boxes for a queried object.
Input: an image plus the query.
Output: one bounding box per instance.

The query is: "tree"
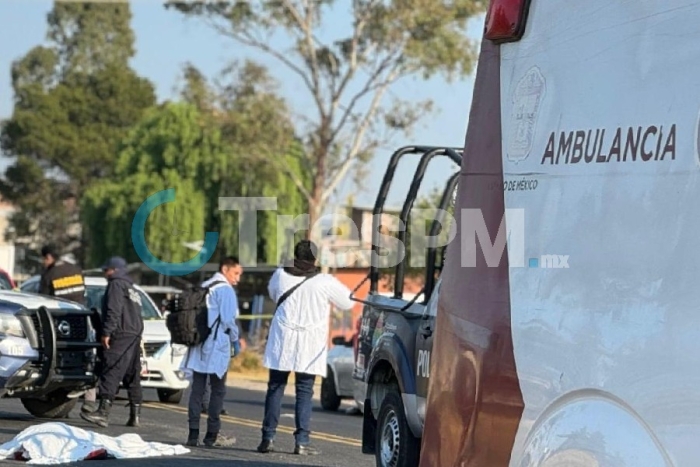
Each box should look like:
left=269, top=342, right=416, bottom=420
left=0, top=1, right=155, bottom=264
left=177, top=60, right=311, bottom=263
left=83, top=100, right=309, bottom=267
left=166, top=0, right=485, bottom=234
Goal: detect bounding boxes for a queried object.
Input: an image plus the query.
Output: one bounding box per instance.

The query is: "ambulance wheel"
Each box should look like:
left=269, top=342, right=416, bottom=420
left=375, top=390, right=420, bottom=467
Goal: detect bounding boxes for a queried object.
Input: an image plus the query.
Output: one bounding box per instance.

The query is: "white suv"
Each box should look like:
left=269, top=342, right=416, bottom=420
left=20, top=275, right=189, bottom=403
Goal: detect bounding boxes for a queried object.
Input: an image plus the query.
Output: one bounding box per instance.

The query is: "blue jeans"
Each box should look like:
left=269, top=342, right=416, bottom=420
left=261, top=369, right=316, bottom=445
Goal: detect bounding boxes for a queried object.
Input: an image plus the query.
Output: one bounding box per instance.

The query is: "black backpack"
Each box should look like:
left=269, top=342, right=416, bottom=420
left=166, top=281, right=225, bottom=347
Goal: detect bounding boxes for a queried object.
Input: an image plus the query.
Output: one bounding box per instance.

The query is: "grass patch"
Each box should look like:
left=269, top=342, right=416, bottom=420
left=229, top=349, right=263, bottom=373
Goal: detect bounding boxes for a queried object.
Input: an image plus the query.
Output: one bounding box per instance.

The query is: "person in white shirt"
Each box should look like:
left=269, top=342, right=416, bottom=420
left=257, top=240, right=354, bottom=455
left=182, top=256, right=242, bottom=448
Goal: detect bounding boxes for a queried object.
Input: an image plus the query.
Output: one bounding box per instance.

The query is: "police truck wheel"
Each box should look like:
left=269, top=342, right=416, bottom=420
left=157, top=389, right=183, bottom=404
left=375, top=390, right=420, bottom=467
left=21, top=391, right=77, bottom=419
left=320, top=368, right=342, bottom=411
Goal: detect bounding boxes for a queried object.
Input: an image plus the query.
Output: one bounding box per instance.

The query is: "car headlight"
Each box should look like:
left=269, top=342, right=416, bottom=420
left=171, top=343, right=187, bottom=357
left=0, top=314, right=24, bottom=338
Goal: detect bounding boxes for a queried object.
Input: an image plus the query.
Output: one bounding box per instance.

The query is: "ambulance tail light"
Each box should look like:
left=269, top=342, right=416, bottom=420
left=484, top=0, right=532, bottom=43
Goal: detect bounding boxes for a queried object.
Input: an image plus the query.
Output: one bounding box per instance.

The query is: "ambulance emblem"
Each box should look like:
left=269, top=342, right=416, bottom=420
left=507, top=66, right=546, bottom=163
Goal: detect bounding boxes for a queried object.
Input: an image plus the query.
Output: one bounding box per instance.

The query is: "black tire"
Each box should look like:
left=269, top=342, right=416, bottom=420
left=158, top=388, right=183, bottom=404
left=320, top=368, right=342, bottom=411
left=375, top=390, right=420, bottom=467
left=21, top=391, right=77, bottom=419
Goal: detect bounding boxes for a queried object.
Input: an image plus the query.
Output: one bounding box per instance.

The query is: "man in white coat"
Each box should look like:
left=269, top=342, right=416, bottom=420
left=182, top=256, right=242, bottom=448
left=257, top=240, right=354, bottom=455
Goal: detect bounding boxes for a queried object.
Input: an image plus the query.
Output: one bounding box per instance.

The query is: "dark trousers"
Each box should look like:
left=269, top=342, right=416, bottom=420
left=188, top=371, right=227, bottom=434
left=261, top=369, right=316, bottom=445
left=97, top=335, right=142, bottom=404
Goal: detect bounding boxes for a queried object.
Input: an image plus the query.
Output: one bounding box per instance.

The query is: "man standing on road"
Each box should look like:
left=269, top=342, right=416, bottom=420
left=39, top=245, right=86, bottom=303
left=183, top=256, right=242, bottom=448
left=39, top=245, right=99, bottom=415
left=257, top=240, right=354, bottom=455
left=81, top=257, right=144, bottom=428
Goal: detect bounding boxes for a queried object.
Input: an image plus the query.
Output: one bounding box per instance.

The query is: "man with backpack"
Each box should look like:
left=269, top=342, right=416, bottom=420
left=257, top=240, right=354, bottom=455
left=173, top=256, right=242, bottom=448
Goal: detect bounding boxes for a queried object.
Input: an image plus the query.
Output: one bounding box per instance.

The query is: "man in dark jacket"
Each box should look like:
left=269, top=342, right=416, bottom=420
left=39, top=245, right=86, bottom=305
left=81, top=257, right=144, bottom=428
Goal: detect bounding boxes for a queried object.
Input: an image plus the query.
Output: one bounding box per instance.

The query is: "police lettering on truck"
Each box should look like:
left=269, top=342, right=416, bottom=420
left=416, top=350, right=430, bottom=379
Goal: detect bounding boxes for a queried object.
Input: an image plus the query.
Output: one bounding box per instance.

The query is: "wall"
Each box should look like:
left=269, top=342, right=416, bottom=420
left=329, top=267, right=425, bottom=343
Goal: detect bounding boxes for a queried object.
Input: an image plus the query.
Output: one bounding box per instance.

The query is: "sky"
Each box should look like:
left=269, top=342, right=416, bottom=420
left=0, top=0, right=485, bottom=212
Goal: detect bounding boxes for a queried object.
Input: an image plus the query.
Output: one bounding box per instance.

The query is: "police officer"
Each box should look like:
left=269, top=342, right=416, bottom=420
left=39, top=245, right=98, bottom=415
left=39, top=245, right=86, bottom=303
left=81, top=257, right=144, bottom=428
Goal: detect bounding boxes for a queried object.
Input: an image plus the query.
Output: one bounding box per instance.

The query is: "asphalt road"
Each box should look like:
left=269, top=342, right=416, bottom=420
left=0, top=384, right=376, bottom=467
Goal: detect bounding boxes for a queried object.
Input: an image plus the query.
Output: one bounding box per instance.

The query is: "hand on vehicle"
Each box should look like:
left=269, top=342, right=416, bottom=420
left=231, top=340, right=240, bottom=357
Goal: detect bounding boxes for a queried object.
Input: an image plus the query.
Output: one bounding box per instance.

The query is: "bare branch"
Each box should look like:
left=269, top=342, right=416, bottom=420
left=203, top=16, right=319, bottom=102
left=328, top=0, right=378, bottom=119
left=280, top=0, right=325, bottom=118
left=330, top=47, right=404, bottom=144
left=321, top=62, right=403, bottom=204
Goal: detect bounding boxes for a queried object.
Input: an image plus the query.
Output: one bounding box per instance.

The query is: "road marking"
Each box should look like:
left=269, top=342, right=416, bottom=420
left=145, top=402, right=362, bottom=447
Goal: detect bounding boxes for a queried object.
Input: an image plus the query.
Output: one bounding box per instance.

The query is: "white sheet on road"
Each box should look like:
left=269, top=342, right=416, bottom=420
left=0, top=422, right=190, bottom=464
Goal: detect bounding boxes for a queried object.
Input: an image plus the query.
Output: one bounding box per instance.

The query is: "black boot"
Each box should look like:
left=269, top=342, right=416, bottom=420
left=126, top=403, right=140, bottom=427
left=80, top=399, right=112, bottom=428
left=81, top=400, right=97, bottom=414
left=186, top=429, right=199, bottom=447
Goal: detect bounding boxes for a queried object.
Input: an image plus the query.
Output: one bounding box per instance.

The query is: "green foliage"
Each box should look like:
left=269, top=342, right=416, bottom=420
left=0, top=157, right=77, bottom=271
left=0, top=1, right=155, bottom=266
left=82, top=102, right=223, bottom=266
left=167, top=0, right=485, bottom=227
left=46, top=2, right=135, bottom=75
left=83, top=100, right=309, bottom=267
left=178, top=61, right=311, bottom=263
left=3, top=65, right=156, bottom=191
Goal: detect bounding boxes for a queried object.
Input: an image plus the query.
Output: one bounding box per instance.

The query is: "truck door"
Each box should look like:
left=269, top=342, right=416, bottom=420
left=414, top=278, right=440, bottom=428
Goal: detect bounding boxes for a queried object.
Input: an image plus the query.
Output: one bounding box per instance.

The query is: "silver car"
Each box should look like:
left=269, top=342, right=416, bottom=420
left=322, top=335, right=363, bottom=413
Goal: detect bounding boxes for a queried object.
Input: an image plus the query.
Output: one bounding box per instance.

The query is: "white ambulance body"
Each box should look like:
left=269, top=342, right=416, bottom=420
left=420, top=1, right=700, bottom=466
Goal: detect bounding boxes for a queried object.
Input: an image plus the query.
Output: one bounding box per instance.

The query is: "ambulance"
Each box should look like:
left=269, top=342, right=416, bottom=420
left=419, top=1, right=700, bottom=466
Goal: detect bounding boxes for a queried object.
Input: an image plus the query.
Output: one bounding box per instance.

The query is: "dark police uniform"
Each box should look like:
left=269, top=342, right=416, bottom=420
left=81, top=263, right=144, bottom=428
left=39, top=260, right=86, bottom=305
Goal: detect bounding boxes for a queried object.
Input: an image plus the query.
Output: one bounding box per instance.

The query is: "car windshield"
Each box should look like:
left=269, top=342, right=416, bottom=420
left=85, top=285, right=161, bottom=320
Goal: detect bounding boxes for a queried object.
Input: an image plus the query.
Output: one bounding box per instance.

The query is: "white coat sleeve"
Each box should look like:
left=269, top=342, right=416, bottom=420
left=267, top=269, right=280, bottom=302
left=325, top=276, right=354, bottom=310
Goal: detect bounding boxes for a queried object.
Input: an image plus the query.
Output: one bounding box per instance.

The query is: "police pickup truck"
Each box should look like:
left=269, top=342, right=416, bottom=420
left=352, top=146, right=460, bottom=467
left=0, top=289, right=98, bottom=418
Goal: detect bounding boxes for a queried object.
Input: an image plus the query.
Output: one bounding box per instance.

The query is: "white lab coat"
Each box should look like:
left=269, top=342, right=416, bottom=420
left=181, top=273, right=239, bottom=379
left=263, top=268, right=354, bottom=377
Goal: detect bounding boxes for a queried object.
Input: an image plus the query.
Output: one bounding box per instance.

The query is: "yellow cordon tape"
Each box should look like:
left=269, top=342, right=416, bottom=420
left=145, top=401, right=362, bottom=447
